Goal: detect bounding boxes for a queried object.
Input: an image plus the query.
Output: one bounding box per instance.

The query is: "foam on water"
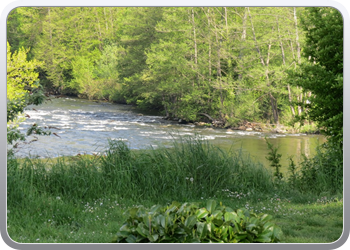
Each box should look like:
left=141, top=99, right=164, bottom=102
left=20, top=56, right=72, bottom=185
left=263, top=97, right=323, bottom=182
left=13, top=97, right=325, bottom=159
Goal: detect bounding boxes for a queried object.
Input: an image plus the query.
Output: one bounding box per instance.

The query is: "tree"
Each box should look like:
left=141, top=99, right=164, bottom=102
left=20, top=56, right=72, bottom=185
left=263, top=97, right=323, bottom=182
left=7, top=41, right=50, bottom=155
left=288, top=7, right=343, bottom=146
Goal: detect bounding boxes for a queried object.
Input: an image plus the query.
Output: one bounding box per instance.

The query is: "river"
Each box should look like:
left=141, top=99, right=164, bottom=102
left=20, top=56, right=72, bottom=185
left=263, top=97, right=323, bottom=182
left=13, top=97, right=326, bottom=172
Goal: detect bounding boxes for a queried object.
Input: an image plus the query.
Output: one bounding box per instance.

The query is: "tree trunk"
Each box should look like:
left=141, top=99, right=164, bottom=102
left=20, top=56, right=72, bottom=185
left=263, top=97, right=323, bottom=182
left=294, top=7, right=303, bottom=116
left=94, top=7, right=103, bottom=51
left=248, top=8, right=279, bottom=125
left=277, top=15, right=295, bottom=116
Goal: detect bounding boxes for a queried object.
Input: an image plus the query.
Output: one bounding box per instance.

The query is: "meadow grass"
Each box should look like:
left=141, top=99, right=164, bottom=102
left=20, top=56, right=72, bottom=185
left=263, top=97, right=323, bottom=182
left=6, top=136, right=343, bottom=243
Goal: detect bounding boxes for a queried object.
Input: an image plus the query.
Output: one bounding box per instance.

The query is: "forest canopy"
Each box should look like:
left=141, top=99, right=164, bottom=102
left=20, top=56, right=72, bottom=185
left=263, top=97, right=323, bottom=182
left=7, top=7, right=343, bottom=135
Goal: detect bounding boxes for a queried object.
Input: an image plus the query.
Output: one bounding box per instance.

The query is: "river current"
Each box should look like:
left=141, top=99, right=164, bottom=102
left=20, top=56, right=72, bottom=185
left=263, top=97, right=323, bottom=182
left=13, top=97, right=326, bottom=170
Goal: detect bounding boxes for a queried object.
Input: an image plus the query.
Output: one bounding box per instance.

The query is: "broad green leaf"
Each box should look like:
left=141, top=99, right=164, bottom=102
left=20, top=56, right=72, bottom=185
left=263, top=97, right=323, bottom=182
left=207, top=222, right=216, bottom=234
left=196, top=222, right=208, bottom=239
left=206, top=200, right=217, bottom=213
left=116, top=230, right=130, bottom=238
left=150, top=204, right=162, bottom=213
left=234, top=234, right=248, bottom=241
left=136, top=223, right=149, bottom=237
left=143, top=215, right=151, bottom=228
left=246, top=223, right=257, bottom=231
left=234, top=221, right=243, bottom=232
left=118, top=224, right=130, bottom=232
left=211, top=210, right=223, bottom=219
left=224, top=211, right=238, bottom=222
left=159, top=214, right=166, bottom=228
left=165, top=204, right=178, bottom=213
left=161, top=235, right=173, bottom=242
left=125, top=234, right=137, bottom=243
left=263, top=221, right=274, bottom=231
left=147, top=234, right=159, bottom=242
left=177, top=202, right=188, bottom=214
left=184, top=215, right=197, bottom=229
left=225, top=207, right=234, bottom=212
left=174, top=227, right=186, bottom=235
left=212, top=218, right=224, bottom=227
left=272, top=226, right=283, bottom=240
left=256, top=230, right=273, bottom=242
left=127, top=207, right=139, bottom=219
left=196, top=208, right=209, bottom=220
left=255, top=235, right=271, bottom=243
left=260, top=213, right=273, bottom=222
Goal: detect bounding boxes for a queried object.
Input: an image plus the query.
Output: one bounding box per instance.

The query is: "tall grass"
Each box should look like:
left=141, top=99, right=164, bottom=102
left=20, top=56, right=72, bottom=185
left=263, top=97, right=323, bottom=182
left=7, top=135, right=275, bottom=206
left=7, top=135, right=343, bottom=243
left=292, top=142, right=343, bottom=195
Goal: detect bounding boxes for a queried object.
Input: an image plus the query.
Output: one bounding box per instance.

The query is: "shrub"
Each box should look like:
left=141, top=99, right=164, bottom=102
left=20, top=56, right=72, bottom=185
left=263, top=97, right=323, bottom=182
left=297, top=142, right=343, bottom=195
left=111, top=200, right=283, bottom=243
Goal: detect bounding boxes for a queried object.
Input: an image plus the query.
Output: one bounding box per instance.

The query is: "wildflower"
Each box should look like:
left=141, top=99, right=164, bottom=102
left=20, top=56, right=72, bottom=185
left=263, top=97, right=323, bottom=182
left=190, top=177, right=194, bottom=182
left=56, top=196, right=61, bottom=200
left=36, top=238, right=40, bottom=241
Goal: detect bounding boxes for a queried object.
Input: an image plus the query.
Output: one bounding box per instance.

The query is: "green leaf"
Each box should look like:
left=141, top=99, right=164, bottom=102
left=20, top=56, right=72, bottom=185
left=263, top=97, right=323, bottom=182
left=196, top=222, right=208, bottom=239
left=246, top=223, right=257, bottom=231
left=224, top=211, right=238, bottom=222
left=174, top=227, right=186, bottom=235
left=196, top=208, right=209, bottom=220
left=147, top=234, right=159, bottom=242
left=212, top=218, right=224, bottom=227
left=136, top=223, right=149, bottom=237
left=211, top=210, right=223, bottom=219
left=234, top=233, right=248, bottom=241
left=115, top=230, right=130, bottom=239
left=206, top=200, right=217, bottom=214
left=126, top=234, right=137, bottom=243
left=159, top=214, right=166, bottom=228
left=260, top=213, right=273, bottom=222
left=126, top=207, right=139, bottom=219
left=255, top=235, right=271, bottom=243
left=150, top=204, right=163, bottom=213
left=184, top=215, right=197, bottom=229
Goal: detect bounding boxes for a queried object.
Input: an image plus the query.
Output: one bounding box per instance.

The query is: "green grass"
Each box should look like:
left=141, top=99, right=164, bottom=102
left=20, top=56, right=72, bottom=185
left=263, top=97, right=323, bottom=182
left=6, top=136, right=343, bottom=243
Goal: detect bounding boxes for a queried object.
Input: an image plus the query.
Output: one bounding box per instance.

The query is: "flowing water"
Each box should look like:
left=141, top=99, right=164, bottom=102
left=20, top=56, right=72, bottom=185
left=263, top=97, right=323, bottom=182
left=13, top=97, right=326, bottom=171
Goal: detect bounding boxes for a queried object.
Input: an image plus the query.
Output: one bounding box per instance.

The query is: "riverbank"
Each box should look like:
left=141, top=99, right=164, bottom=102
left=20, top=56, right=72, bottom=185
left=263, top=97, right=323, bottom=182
left=166, top=117, right=320, bottom=135
left=50, top=95, right=322, bottom=135
left=7, top=138, right=343, bottom=243
left=15, top=95, right=325, bottom=163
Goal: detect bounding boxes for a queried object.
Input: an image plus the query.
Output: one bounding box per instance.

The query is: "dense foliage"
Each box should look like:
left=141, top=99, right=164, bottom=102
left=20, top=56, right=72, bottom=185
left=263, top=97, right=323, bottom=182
left=112, top=200, right=282, bottom=243
left=7, top=7, right=315, bottom=127
left=6, top=6, right=343, bottom=244
left=6, top=41, right=50, bottom=154
left=288, top=7, right=343, bottom=146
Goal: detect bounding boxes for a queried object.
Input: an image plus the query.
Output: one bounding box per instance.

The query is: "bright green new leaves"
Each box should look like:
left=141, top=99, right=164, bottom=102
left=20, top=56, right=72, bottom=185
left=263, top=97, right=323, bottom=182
left=7, top=41, right=42, bottom=102
left=7, top=41, right=50, bottom=150
left=112, top=200, right=283, bottom=243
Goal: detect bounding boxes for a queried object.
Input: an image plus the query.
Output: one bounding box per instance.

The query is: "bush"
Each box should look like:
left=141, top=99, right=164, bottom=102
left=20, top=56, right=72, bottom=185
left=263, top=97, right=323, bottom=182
left=111, top=200, right=283, bottom=243
left=296, top=142, right=343, bottom=195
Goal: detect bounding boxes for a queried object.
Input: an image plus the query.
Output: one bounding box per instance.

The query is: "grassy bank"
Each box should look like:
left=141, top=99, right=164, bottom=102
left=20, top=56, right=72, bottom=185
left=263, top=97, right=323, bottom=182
left=7, top=136, right=343, bottom=243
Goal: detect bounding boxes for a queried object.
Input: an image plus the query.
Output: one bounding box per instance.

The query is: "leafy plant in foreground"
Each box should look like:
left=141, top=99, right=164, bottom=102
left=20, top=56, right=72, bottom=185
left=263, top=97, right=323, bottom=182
left=111, top=200, right=283, bottom=243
